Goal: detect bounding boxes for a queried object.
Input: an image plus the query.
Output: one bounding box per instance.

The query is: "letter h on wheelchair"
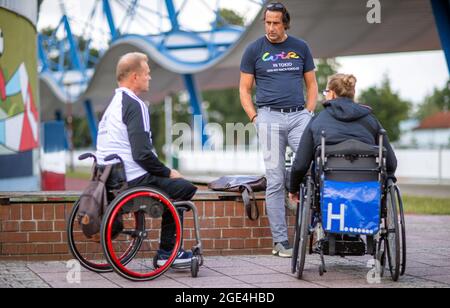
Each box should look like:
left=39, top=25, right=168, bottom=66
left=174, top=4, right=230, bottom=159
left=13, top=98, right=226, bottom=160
left=67, top=153, right=203, bottom=282
left=292, top=130, right=406, bottom=282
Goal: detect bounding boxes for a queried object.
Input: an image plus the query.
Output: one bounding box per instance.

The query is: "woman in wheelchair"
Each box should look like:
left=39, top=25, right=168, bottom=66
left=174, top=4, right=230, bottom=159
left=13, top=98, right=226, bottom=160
left=289, top=73, right=397, bottom=199
left=288, top=74, right=406, bottom=281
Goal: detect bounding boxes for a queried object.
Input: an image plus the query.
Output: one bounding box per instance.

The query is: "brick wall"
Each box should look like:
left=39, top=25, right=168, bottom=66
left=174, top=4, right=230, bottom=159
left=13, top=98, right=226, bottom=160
left=0, top=198, right=296, bottom=261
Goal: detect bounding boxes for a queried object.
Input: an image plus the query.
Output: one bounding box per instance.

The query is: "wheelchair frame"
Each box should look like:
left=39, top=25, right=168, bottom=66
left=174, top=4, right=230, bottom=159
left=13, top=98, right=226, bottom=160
left=67, top=153, right=204, bottom=282
left=292, top=130, right=406, bottom=282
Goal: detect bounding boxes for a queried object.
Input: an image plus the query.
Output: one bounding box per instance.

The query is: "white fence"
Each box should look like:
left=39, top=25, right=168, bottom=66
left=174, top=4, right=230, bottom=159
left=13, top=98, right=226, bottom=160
left=67, top=149, right=450, bottom=183
left=178, top=149, right=450, bottom=183
left=395, top=149, right=450, bottom=182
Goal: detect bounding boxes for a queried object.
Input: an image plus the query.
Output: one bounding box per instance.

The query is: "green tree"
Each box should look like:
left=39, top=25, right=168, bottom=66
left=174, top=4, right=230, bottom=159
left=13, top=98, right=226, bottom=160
left=316, top=58, right=340, bottom=94
left=358, top=76, right=411, bottom=142
left=217, top=9, right=245, bottom=27
left=71, top=117, right=92, bottom=149
left=39, top=26, right=99, bottom=69
left=312, top=58, right=340, bottom=112
left=416, top=80, right=450, bottom=120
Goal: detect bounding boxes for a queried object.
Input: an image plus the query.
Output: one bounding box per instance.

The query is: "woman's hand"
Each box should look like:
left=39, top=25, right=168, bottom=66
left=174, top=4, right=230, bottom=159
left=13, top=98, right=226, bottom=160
left=289, top=192, right=300, bottom=203
left=170, top=169, right=183, bottom=179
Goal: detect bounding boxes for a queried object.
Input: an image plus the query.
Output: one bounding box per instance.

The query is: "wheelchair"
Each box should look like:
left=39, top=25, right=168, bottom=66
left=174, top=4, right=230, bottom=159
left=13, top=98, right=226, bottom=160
left=67, top=153, right=203, bottom=282
left=292, top=130, right=406, bottom=282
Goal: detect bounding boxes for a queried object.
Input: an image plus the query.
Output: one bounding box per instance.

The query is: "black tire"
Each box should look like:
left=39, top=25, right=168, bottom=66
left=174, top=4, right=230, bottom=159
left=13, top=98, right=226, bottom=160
left=319, top=265, right=325, bottom=277
left=395, top=185, right=407, bottom=276
left=385, top=183, right=401, bottom=282
left=296, top=177, right=313, bottom=280
left=291, top=184, right=305, bottom=274
left=101, top=187, right=182, bottom=282
left=67, top=200, right=141, bottom=273
left=191, top=257, right=199, bottom=278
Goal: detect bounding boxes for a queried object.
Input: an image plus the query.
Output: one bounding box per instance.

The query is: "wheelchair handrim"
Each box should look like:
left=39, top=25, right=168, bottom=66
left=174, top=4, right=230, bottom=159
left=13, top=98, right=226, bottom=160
left=105, top=191, right=182, bottom=279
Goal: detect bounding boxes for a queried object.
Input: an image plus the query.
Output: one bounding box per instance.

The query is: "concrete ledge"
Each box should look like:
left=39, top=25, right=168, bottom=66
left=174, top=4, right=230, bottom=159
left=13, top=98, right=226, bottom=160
left=0, top=190, right=266, bottom=204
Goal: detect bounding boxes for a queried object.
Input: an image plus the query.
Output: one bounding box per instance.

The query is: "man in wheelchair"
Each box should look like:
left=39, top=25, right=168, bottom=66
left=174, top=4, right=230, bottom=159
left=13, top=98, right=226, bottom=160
left=96, top=52, right=198, bottom=267
left=287, top=74, right=404, bottom=279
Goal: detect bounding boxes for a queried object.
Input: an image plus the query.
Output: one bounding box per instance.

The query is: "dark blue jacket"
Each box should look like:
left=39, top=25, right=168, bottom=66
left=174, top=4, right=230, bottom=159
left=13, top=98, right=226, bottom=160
left=289, top=97, right=397, bottom=193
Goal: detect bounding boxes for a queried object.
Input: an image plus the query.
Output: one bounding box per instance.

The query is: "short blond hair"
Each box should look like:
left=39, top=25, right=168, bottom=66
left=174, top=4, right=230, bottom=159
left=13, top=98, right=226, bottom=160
left=327, top=74, right=357, bottom=99
left=116, top=52, right=148, bottom=82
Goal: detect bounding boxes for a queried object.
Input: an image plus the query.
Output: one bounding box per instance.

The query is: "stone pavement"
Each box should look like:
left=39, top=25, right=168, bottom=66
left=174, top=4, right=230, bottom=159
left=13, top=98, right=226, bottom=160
left=1, top=215, right=450, bottom=288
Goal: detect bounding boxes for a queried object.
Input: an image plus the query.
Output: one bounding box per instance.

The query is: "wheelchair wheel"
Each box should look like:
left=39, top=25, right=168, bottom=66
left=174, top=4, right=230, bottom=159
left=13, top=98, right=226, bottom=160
left=394, top=185, right=407, bottom=276
left=296, top=177, right=313, bottom=280
left=191, top=256, right=199, bottom=278
left=385, top=184, right=401, bottom=281
left=67, top=200, right=141, bottom=273
left=101, top=187, right=183, bottom=282
left=291, top=184, right=304, bottom=274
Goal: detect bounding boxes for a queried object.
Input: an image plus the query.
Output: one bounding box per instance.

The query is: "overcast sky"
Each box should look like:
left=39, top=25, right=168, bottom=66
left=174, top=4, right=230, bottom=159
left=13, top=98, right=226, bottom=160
left=38, top=0, right=449, bottom=108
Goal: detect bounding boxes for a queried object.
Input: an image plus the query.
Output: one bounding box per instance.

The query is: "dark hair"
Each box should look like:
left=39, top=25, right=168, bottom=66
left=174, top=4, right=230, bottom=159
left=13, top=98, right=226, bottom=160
left=263, top=2, right=291, bottom=30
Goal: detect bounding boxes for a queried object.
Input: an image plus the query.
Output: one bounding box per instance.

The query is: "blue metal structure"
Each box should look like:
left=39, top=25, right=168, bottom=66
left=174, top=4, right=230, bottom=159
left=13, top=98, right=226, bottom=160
left=102, top=0, right=119, bottom=40
left=165, top=0, right=180, bottom=31
left=84, top=100, right=98, bottom=146
left=37, top=0, right=265, bottom=145
left=431, top=0, right=450, bottom=74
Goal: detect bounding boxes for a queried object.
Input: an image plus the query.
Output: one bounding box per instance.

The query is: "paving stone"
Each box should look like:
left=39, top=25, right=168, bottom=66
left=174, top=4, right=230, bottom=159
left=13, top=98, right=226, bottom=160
left=1, top=215, right=450, bottom=288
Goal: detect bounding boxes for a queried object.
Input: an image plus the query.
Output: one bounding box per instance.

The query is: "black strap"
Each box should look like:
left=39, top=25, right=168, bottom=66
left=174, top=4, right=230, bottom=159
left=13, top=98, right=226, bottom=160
left=240, top=184, right=259, bottom=221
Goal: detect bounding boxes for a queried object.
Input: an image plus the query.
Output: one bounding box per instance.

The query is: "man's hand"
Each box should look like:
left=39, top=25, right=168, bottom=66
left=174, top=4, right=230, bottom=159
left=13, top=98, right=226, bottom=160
left=289, top=192, right=300, bottom=204
left=170, top=169, right=183, bottom=179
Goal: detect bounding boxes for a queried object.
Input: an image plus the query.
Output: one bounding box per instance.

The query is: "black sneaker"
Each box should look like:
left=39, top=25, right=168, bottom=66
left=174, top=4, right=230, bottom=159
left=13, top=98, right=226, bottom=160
left=156, top=248, right=193, bottom=267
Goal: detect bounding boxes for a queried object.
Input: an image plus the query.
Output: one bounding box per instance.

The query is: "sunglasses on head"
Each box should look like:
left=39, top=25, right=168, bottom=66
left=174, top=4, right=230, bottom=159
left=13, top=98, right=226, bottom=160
left=267, top=3, right=285, bottom=10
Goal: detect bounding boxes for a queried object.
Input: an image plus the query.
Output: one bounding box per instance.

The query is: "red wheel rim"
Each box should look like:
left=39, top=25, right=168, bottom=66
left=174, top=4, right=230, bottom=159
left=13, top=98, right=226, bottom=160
left=105, top=191, right=182, bottom=278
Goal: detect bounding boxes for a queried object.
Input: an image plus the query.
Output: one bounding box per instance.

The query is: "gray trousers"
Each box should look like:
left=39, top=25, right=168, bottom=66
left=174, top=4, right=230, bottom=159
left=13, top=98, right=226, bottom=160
left=255, top=107, right=312, bottom=244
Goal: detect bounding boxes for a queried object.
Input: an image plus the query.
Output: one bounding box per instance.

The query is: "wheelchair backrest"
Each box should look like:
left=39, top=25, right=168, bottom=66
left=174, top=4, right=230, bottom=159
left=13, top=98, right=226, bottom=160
left=96, top=163, right=128, bottom=201
left=316, top=139, right=385, bottom=182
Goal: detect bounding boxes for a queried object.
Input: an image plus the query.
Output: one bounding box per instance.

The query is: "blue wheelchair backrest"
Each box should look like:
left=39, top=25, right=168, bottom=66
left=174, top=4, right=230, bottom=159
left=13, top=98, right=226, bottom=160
left=319, top=139, right=383, bottom=235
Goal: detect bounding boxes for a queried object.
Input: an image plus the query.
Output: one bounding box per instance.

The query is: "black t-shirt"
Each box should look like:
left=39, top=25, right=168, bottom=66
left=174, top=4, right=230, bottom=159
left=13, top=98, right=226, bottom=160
left=240, top=36, right=315, bottom=109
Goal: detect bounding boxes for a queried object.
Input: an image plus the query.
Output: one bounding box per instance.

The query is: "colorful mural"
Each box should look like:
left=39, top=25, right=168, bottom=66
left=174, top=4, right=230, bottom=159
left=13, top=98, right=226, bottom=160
left=0, top=6, right=40, bottom=189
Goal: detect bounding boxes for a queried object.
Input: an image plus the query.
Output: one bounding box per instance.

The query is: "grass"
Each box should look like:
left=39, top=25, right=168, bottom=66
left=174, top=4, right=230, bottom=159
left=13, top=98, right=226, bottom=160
left=403, top=195, right=450, bottom=216
left=66, top=170, right=91, bottom=180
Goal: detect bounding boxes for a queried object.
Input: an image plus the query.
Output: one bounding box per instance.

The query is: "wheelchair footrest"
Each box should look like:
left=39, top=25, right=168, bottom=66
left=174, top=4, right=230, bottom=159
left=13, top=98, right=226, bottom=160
left=321, top=238, right=366, bottom=256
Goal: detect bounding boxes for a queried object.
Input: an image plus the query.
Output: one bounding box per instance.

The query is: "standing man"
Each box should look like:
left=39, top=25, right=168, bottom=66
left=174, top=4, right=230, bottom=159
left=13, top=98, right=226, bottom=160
left=240, top=2, right=318, bottom=257
left=96, top=52, right=197, bottom=266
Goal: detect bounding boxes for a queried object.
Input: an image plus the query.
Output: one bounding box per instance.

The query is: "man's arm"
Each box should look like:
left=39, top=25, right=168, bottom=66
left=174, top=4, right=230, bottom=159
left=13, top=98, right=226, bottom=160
left=122, top=96, right=172, bottom=178
left=239, top=72, right=258, bottom=123
left=304, top=70, right=318, bottom=113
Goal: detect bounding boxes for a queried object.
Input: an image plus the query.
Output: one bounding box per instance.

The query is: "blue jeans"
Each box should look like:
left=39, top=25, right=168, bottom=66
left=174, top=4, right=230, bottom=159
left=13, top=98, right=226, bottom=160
left=255, top=107, right=312, bottom=243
